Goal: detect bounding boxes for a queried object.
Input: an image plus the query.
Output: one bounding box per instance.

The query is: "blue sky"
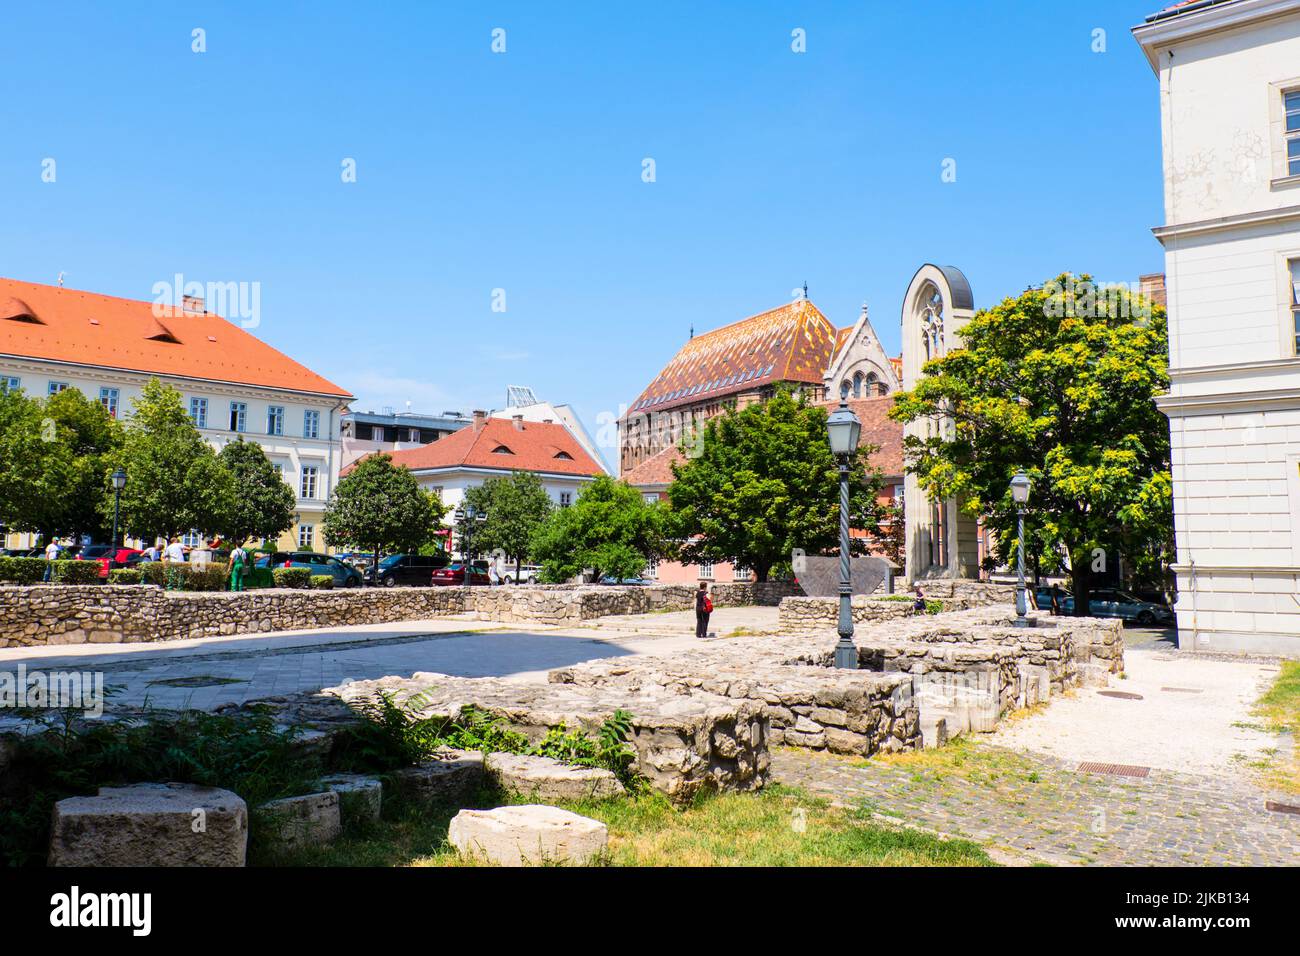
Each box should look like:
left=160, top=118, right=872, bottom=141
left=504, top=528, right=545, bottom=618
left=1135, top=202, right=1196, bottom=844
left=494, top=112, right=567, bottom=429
left=1, top=1, right=1167, bottom=469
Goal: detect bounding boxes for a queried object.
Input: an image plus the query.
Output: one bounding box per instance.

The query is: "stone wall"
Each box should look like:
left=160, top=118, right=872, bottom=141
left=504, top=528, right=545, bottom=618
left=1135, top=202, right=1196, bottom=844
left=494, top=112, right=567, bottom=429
left=707, top=581, right=801, bottom=607
left=779, top=595, right=966, bottom=631
left=0, top=580, right=802, bottom=648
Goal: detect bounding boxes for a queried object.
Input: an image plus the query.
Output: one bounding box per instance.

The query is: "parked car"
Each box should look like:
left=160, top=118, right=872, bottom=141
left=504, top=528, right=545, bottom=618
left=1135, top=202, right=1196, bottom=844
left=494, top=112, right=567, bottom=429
left=430, top=562, right=490, bottom=586
left=1033, top=586, right=1174, bottom=625
left=365, top=552, right=450, bottom=587
left=599, top=576, right=655, bottom=586
left=259, top=551, right=363, bottom=587
left=94, top=547, right=144, bottom=578
left=500, top=563, right=543, bottom=585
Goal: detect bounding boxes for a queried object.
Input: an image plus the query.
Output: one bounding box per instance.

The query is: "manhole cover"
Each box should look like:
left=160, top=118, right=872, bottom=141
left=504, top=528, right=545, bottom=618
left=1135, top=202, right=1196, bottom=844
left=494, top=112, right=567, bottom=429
left=1097, top=690, right=1144, bottom=700
left=1077, top=762, right=1151, bottom=778
left=1265, top=801, right=1300, bottom=816
left=148, top=676, right=248, bottom=688
left=1161, top=687, right=1203, bottom=693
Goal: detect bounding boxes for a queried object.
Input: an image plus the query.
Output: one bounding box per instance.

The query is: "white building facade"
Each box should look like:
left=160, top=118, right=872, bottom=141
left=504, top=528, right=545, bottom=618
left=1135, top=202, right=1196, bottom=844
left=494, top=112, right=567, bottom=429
left=1135, top=0, right=1300, bottom=654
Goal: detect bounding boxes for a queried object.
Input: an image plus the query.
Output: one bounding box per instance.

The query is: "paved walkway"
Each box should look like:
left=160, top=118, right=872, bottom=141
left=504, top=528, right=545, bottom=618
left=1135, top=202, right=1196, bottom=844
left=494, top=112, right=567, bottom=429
left=772, top=746, right=1300, bottom=866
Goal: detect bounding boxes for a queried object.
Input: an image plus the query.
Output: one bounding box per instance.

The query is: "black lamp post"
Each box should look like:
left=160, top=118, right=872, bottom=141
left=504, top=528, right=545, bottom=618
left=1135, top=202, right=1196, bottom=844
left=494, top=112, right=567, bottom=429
left=826, top=390, right=862, bottom=669
left=456, top=503, right=487, bottom=588
left=1009, top=471, right=1032, bottom=627
left=110, top=467, right=127, bottom=565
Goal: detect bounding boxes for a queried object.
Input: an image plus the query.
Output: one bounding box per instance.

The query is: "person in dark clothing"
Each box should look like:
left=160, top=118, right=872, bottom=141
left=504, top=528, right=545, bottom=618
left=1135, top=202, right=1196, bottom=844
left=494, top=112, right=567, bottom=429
left=912, top=586, right=926, bottom=615
left=695, top=582, right=712, bottom=639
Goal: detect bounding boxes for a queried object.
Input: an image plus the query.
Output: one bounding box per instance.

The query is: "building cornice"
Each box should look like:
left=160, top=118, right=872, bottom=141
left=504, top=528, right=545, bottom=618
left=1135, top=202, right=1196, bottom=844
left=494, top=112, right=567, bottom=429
left=1132, top=0, right=1300, bottom=72
left=1170, top=356, right=1300, bottom=380
left=407, top=464, right=600, bottom=482
left=1151, top=202, right=1300, bottom=242
left=1156, top=385, right=1300, bottom=414
left=1171, top=563, right=1300, bottom=574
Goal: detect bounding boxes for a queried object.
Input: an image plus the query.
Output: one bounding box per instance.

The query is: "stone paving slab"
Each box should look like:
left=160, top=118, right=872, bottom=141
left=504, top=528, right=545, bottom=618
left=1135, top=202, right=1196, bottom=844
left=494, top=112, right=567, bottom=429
left=772, top=746, right=1300, bottom=867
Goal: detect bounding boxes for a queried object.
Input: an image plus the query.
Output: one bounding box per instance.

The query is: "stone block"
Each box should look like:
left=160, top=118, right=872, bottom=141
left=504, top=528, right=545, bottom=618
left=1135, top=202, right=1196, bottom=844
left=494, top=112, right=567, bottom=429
left=385, top=749, right=485, bottom=805
left=49, top=782, right=247, bottom=867
left=321, top=773, right=384, bottom=825
left=919, top=714, right=949, bottom=749
left=485, top=752, right=625, bottom=802
left=255, top=791, right=341, bottom=850
left=448, top=805, right=608, bottom=866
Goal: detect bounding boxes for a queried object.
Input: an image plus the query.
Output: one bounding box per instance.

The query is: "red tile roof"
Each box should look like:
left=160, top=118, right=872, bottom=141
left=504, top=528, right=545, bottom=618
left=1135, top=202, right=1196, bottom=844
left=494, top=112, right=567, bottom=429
left=0, top=277, right=350, bottom=398
left=624, top=299, right=836, bottom=418
left=621, top=444, right=685, bottom=487
left=821, top=394, right=904, bottom=479
left=370, top=417, right=604, bottom=478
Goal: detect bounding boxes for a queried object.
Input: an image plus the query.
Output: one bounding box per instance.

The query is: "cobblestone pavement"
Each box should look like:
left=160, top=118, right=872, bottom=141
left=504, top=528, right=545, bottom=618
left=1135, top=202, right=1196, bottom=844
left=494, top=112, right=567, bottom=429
left=772, top=745, right=1300, bottom=866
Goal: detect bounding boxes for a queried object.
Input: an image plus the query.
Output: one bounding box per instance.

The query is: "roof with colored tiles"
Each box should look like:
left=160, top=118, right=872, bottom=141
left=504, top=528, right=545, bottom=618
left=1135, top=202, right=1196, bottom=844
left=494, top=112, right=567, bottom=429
left=371, top=416, right=604, bottom=478
left=624, top=299, right=836, bottom=419
left=621, top=444, right=685, bottom=487
left=0, top=277, right=350, bottom=398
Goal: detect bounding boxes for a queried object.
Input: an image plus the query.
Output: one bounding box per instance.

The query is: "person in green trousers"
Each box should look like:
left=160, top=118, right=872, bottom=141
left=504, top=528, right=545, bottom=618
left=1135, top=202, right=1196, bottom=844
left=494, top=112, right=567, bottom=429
left=228, top=543, right=248, bottom=592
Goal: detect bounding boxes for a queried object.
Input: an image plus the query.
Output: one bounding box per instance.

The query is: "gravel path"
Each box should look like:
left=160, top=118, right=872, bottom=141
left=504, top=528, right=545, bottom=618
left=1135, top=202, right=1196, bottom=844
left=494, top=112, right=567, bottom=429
left=986, top=645, right=1286, bottom=776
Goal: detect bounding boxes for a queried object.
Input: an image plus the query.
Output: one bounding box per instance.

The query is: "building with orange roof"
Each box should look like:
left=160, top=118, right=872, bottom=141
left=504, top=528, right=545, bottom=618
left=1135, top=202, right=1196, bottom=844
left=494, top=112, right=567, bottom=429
left=357, top=411, right=604, bottom=539
left=0, top=276, right=352, bottom=552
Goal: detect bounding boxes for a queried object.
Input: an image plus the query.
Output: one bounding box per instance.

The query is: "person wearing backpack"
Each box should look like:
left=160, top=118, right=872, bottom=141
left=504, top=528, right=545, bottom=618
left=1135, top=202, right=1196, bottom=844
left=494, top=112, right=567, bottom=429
left=695, top=582, right=713, bottom=639
left=227, top=542, right=249, bottom=592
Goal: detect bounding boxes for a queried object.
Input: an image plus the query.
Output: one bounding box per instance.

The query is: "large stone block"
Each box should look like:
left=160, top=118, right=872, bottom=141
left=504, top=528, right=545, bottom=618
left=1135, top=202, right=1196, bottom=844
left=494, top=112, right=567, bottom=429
left=321, top=773, right=384, bottom=825
left=484, top=752, right=625, bottom=802
left=385, top=749, right=485, bottom=805
left=448, top=805, right=608, bottom=866
left=49, top=782, right=247, bottom=867
left=255, top=791, right=341, bottom=850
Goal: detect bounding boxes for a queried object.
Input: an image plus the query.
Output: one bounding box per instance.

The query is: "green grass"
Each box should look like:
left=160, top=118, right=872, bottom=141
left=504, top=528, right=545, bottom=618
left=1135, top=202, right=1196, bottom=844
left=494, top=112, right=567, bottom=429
left=1251, top=661, right=1300, bottom=794
left=263, top=784, right=995, bottom=867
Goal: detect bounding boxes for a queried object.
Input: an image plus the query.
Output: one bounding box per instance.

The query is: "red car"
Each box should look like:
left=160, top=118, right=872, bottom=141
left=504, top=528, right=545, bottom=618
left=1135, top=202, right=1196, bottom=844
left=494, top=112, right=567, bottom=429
left=95, top=548, right=144, bottom=578
left=430, top=562, right=490, bottom=586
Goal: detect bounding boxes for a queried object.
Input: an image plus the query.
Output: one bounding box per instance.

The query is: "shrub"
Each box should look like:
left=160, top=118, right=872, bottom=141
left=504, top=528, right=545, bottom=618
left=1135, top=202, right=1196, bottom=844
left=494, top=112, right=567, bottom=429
left=244, top=567, right=274, bottom=589
left=309, top=574, right=334, bottom=590
left=108, top=568, right=143, bottom=585
left=273, top=567, right=311, bottom=589
left=52, top=560, right=101, bottom=585
left=138, top=562, right=167, bottom=586
left=0, top=557, right=46, bottom=585
left=179, top=564, right=228, bottom=592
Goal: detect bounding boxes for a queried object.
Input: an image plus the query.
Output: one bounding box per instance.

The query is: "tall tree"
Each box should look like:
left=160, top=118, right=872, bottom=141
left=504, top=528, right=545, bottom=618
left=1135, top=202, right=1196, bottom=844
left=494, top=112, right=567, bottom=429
left=47, top=387, right=121, bottom=542
left=667, top=387, right=888, bottom=581
left=889, top=273, right=1172, bottom=614
left=530, top=475, right=667, bottom=583
left=322, top=453, right=445, bottom=568
left=215, top=438, right=296, bottom=546
left=463, top=470, right=553, bottom=580
left=115, top=379, right=235, bottom=543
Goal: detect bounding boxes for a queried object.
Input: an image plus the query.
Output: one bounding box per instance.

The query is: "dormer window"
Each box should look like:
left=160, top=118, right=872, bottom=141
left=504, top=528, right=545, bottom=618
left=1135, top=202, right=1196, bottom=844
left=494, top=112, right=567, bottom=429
left=554, top=451, right=574, bottom=460
left=491, top=444, right=514, bottom=455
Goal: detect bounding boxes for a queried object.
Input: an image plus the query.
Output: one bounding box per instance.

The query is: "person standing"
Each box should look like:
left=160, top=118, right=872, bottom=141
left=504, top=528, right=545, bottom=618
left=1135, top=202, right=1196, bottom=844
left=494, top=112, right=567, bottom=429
left=42, top=538, right=61, bottom=582
left=228, top=542, right=248, bottom=592
left=695, top=582, right=712, bottom=639
left=912, top=586, right=927, bottom=615
left=142, top=541, right=160, bottom=562
left=162, top=536, right=186, bottom=590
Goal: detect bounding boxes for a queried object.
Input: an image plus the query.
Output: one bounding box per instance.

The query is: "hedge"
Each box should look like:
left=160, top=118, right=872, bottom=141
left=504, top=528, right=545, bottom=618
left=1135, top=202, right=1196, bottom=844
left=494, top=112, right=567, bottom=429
left=52, top=560, right=102, bottom=585
left=309, top=574, right=334, bottom=590
left=108, top=568, right=143, bottom=585
left=273, top=567, right=312, bottom=589
left=244, top=567, right=274, bottom=589
left=0, top=557, right=47, bottom=585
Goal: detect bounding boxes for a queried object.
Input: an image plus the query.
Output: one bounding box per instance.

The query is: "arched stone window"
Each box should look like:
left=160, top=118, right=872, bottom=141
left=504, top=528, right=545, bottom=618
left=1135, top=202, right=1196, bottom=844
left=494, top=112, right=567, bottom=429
left=852, top=372, right=863, bottom=397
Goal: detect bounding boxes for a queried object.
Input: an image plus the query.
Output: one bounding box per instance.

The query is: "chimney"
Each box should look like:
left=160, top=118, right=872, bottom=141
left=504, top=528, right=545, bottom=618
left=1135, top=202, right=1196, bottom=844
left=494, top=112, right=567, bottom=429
left=182, top=294, right=205, bottom=314
left=512, top=414, right=524, bottom=431
left=472, top=409, right=487, bottom=433
left=543, top=418, right=553, bottom=424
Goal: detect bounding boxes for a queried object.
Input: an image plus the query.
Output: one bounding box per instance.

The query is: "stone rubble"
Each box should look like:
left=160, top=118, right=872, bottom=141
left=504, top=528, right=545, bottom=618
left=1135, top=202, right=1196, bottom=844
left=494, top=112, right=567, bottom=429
left=484, top=752, right=625, bottom=802
left=448, top=805, right=609, bottom=866
left=254, top=791, right=342, bottom=851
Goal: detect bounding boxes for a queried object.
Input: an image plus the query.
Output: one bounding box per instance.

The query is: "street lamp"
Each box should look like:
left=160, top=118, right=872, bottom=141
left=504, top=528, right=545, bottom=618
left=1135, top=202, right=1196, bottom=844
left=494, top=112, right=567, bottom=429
left=456, top=503, right=487, bottom=588
left=109, top=467, right=127, bottom=565
left=1009, top=471, right=1032, bottom=627
left=826, top=393, right=862, bottom=669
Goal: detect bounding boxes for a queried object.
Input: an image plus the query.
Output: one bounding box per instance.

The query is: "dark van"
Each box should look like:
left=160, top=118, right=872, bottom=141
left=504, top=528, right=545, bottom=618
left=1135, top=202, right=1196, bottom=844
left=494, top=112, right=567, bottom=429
left=365, top=553, right=450, bottom=587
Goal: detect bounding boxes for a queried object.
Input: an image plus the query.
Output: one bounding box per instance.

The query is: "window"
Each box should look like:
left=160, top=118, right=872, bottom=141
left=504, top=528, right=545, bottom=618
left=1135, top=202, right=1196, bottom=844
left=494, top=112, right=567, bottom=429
left=699, top=559, right=714, bottom=580
left=229, top=402, right=247, bottom=432
left=643, top=493, right=658, bottom=504
left=98, top=387, right=119, bottom=418
left=303, top=410, right=320, bottom=439
left=733, top=564, right=751, bottom=582
left=267, top=405, right=284, bottom=436
left=1291, top=259, right=1300, bottom=355
left=559, top=492, right=572, bottom=508
left=645, top=556, right=659, bottom=579
left=300, top=466, right=319, bottom=499
left=48, top=381, right=69, bottom=396
left=272, top=462, right=284, bottom=478
left=189, top=397, right=208, bottom=429
left=298, top=525, right=314, bottom=549
left=1, top=376, right=19, bottom=393
left=1287, top=90, right=1300, bottom=176
left=182, top=529, right=202, bottom=548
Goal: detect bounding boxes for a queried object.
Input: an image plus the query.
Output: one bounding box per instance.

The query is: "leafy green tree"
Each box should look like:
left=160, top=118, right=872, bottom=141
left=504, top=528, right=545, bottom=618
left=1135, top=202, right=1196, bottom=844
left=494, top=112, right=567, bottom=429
left=215, top=438, right=296, bottom=546
left=530, top=475, right=667, bottom=583
left=463, top=470, right=553, bottom=580
left=666, top=388, right=888, bottom=582
left=46, top=388, right=122, bottom=542
left=889, top=273, right=1172, bottom=614
left=115, top=379, right=235, bottom=544
left=322, top=453, right=446, bottom=567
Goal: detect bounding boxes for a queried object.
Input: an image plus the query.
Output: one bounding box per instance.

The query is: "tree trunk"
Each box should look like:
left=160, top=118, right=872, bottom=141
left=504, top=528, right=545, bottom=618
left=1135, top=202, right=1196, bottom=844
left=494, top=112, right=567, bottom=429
left=515, top=556, right=522, bottom=582
left=1070, top=552, right=1092, bottom=617
left=754, top=562, right=770, bottom=583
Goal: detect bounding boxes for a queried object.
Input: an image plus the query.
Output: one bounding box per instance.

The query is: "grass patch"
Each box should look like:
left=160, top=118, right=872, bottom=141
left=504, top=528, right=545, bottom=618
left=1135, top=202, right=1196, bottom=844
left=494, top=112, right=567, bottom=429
left=266, top=784, right=994, bottom=867
left=861, top=739, right=1056, bottom=790
left=1250, top=662, right=1300, bottom=794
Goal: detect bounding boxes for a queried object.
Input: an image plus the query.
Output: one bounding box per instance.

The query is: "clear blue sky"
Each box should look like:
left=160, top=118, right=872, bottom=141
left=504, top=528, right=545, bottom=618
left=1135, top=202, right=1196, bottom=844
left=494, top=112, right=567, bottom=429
left=1, top=1, right=1167, bottom=469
